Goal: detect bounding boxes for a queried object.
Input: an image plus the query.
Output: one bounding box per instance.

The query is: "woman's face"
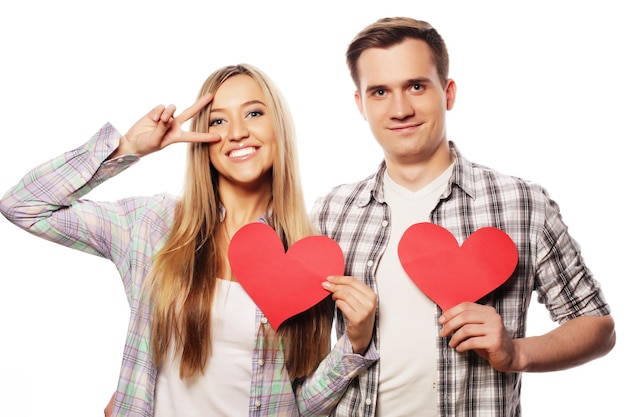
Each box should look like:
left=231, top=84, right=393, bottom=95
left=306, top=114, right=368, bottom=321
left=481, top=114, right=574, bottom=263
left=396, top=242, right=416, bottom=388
left=208, top=74, right=277, bottom=191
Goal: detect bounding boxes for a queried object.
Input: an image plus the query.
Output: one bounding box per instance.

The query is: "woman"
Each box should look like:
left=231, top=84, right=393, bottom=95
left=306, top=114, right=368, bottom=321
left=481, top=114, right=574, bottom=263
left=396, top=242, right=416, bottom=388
left=0, top=64, right=377, bottom=417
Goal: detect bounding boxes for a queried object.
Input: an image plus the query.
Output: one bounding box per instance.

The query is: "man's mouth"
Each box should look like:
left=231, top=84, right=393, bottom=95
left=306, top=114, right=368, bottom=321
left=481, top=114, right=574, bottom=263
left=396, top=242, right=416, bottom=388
left=390, top=122, right=422, bottom=132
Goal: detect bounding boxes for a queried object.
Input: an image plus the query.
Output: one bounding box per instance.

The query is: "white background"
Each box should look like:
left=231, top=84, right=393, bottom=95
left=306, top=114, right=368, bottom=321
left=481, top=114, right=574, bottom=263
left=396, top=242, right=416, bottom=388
left=0, top=1, right=623, bottom=416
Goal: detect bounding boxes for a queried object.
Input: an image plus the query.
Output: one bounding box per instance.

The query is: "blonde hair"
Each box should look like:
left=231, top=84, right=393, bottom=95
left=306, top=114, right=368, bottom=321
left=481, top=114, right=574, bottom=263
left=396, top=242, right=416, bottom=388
left=147, top=64, right=333, bottom=379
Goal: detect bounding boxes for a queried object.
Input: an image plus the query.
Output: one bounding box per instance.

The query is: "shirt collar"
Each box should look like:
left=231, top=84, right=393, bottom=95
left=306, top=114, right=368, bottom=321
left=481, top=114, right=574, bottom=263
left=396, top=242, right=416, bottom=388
left=447, top=141, right=476, bottom=200
left=362, top=141, right=476, bottom=207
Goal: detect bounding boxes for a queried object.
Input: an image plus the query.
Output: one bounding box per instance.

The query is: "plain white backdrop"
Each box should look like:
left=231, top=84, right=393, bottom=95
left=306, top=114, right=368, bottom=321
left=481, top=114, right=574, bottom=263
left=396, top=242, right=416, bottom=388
left=0, top=1, right=623, bottom=415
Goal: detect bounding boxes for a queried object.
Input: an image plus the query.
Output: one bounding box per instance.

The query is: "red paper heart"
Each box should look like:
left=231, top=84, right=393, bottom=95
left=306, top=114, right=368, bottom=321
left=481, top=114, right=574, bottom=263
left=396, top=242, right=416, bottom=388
left=228, top=222, right=345, bottom=329
left=398, top=222, right=518, bottom=311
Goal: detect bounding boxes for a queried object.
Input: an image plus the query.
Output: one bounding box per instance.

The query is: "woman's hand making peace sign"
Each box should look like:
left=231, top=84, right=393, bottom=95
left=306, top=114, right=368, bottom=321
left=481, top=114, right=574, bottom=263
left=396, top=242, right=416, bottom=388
left=110, top=93, right=221, bottom=159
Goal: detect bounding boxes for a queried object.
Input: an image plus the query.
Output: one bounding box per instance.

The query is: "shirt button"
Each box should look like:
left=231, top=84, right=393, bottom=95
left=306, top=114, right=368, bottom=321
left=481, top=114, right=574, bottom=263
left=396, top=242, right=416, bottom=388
left=260, top=316, right=268, bottom=324
left=367, top=260, right=374, bottom=267
left=365, top=397, right=372, bottom=406
left=255, top=400, right=261, bottom=408
left=258, top=359, right=265, bottom=366
left=118, top=157, right=125, bottom=163
left=381, top=220, right=389, bottom=227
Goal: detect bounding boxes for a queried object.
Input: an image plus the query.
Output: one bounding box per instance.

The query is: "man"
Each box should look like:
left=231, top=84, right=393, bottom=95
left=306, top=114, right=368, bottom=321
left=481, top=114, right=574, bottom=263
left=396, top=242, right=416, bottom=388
left=312, top=17, right=615, bottom=417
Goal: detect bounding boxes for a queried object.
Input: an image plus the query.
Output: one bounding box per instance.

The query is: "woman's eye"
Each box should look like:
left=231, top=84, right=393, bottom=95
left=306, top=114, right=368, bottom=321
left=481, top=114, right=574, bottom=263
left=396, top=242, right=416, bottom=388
left=248, top=110, right=264, bottom=118
left=209, top=119, right=224, bottom=126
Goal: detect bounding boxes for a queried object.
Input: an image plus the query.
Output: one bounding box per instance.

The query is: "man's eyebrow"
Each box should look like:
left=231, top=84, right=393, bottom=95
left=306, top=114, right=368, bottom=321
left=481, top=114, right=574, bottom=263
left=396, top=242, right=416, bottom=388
left=364, top=84, right=388, bottom=94
left=405, top=77, right=433, bottom=86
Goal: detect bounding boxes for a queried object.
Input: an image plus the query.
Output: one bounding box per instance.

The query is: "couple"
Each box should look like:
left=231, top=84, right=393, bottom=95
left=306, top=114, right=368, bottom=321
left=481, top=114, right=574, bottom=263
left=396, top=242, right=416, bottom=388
left=0, top=17, right=614, bottom=417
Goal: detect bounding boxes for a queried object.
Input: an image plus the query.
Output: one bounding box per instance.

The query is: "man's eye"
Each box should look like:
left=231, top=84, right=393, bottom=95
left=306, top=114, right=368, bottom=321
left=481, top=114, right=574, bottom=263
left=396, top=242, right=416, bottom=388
left=412, top=84, right=423, bottom=92
left=375, top=89, right=385, bottom=96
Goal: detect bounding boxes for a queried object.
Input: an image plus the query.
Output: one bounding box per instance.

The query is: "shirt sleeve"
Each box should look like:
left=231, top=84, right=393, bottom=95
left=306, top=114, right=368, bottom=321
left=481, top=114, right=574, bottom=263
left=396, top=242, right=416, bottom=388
left=534, top=186, right=611, bottom=323
left=0, top=122, right=145, bottom=265
left=295, top=333, right=379, bottom=416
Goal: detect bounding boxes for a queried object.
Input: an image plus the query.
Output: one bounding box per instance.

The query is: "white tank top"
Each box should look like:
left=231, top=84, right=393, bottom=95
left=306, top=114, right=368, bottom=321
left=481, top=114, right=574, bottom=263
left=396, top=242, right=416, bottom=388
left=154, top=278, right=257, bottom=417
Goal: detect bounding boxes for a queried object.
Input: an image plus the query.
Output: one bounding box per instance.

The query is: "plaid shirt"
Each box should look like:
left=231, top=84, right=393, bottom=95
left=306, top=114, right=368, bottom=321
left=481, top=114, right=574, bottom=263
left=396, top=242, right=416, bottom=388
left=0, top=123, right=377, bottom=417
left=310, top=142, right=610, bottom=417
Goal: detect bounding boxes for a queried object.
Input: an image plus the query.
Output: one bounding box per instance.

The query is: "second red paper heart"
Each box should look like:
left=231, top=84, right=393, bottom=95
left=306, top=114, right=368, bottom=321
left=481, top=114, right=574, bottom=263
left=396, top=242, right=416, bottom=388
left=398, top=222, right=518, bottom=311
left=228, top=222, right=345, bottom=330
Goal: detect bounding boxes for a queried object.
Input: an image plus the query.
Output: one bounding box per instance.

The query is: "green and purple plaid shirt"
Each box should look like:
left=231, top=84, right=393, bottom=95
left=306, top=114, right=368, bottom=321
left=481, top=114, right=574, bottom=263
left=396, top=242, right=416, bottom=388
left=0, top=123, right=378, bottom=417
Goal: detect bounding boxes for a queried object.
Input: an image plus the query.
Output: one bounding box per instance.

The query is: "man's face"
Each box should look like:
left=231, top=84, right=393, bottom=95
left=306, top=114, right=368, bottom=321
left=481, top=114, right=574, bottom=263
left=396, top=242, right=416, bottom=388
left=354, top=38, right=456, bottom=168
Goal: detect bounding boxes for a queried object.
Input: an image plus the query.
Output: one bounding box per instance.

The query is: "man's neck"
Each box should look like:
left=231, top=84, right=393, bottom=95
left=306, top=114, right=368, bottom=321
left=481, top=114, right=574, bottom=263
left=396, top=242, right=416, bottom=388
left=385, top=144, right=454, bottom=192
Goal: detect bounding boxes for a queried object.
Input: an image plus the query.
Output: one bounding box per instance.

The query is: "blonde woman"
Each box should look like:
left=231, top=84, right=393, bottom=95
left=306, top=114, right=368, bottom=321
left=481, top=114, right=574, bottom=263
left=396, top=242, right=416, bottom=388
left=1, top=64, right=377, bottom=417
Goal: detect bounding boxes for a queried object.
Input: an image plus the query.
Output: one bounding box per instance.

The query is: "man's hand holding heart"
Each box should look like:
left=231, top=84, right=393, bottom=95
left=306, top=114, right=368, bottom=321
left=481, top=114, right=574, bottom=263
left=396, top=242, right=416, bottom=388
left=438, top=302, right=520, bottom=372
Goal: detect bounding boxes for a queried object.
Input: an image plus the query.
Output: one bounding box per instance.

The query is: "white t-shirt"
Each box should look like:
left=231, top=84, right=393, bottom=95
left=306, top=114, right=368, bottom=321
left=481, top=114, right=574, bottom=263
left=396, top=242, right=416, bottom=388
left=375, top=165, right=453, bottom=416
left=154, top=278, right=257, bottom=417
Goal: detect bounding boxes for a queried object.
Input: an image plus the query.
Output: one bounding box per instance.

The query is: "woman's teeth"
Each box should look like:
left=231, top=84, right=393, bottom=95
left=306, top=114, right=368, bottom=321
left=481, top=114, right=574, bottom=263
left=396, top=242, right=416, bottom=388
left=229, top=147, right=256, bottom=158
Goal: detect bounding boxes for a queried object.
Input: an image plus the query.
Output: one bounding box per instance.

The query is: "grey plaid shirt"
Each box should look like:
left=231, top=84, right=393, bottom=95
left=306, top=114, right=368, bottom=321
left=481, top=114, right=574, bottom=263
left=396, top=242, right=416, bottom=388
left=311, top=141, right=610, bottom=417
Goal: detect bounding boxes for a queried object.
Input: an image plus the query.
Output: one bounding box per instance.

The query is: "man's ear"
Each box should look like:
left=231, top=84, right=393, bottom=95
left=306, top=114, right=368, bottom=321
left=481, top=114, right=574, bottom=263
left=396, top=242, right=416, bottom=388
left=445, top=79, right=457, bottom=110
left=354, top=90, right=367, bottom=120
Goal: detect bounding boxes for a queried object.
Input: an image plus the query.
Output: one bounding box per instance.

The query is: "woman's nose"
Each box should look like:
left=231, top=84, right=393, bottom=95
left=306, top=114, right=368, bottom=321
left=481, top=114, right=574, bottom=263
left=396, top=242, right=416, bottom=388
left=226, top=118, right=250, bottom=141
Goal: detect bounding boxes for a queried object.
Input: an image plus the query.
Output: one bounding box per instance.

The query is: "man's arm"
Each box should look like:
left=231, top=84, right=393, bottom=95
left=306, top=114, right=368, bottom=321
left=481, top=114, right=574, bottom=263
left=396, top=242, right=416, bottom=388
left=511, top=314, right=615, bottom=372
